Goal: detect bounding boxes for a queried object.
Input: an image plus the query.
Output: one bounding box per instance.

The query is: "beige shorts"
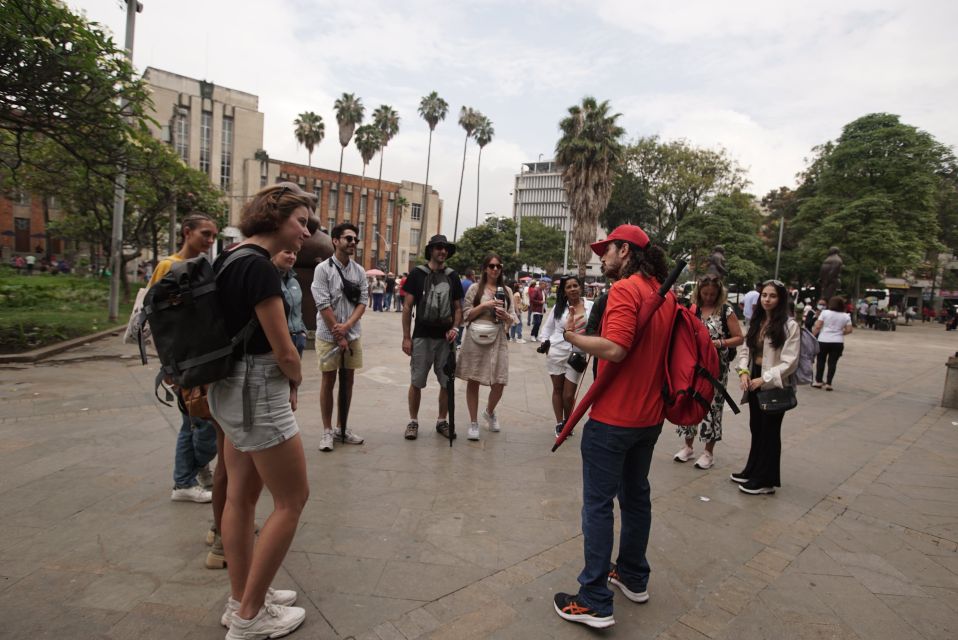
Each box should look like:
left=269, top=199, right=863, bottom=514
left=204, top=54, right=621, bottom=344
left=315, top=338, right=363, bottom=372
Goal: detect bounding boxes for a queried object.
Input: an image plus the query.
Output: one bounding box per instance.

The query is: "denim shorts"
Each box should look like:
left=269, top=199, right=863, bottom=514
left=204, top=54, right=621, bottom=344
left=209, top=353, right=299, bottom=452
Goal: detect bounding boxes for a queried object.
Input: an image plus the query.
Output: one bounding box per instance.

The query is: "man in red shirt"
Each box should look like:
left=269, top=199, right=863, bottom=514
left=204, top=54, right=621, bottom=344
left=552, top=225, right=675, bottom=629
left=528, top=279, right=547, bottom=341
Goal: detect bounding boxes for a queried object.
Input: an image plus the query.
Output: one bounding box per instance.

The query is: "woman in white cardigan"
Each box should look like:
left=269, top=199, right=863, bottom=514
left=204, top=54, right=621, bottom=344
left=732, top=280, right=800, bottom=495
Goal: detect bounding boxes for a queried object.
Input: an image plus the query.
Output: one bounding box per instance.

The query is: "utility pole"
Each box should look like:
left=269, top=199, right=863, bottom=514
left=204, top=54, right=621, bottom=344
left=108, top=0, right=143, bottom=321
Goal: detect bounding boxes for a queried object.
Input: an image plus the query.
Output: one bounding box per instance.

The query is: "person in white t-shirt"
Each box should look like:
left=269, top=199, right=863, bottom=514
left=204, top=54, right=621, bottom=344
left=811, top=296, right=853, bottom=391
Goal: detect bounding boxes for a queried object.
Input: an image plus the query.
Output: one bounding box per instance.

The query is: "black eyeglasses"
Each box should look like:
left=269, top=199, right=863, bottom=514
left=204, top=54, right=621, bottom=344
left=487, top=264, right=502, bottom=270
left=340, top=236, right=358, bottom=244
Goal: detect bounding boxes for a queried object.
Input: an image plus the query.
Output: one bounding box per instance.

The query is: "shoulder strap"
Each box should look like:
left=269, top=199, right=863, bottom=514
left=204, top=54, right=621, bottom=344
left=217, top=246, right=262, bottom=275
left=416, top=264, right=430, bottom=275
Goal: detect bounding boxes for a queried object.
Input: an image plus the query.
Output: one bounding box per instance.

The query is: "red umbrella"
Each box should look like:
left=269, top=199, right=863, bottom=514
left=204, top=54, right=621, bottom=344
left=552, top=260, right=687, bottom=452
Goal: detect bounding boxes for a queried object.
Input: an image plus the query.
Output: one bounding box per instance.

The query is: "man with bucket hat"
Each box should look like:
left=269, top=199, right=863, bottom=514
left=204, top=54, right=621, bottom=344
left=401, top=235, right=464, bottom=441
left=550, top=225, right=676, bottom=629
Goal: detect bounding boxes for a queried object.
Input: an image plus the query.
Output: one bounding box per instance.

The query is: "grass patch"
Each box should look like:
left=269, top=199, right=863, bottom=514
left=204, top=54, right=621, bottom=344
left=0, top=269, right=141, bottom=353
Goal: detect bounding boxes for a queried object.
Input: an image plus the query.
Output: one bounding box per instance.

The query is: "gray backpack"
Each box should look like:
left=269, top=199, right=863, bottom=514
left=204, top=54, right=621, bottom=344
left=792, top=323, right=819, bottom=385
left=416, top=265, right=454, bottom=329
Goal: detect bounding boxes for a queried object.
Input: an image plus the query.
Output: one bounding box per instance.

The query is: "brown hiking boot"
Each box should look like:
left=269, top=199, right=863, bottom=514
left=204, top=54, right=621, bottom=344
left=404, top=421, right=419, bottom=440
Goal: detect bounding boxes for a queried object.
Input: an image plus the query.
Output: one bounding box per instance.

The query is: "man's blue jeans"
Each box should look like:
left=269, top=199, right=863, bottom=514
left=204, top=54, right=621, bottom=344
left=384, top=292, right=393, bottom=311
left=577, top=419, right=661, bottom=615
left=173, top=412, right=217, bottom=488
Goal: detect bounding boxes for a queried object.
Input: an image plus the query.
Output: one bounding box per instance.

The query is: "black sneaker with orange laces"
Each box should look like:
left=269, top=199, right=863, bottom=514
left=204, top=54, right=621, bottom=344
left=608, top=563, right=650, bottom=603
left=553, top=593, right=615, bottom=629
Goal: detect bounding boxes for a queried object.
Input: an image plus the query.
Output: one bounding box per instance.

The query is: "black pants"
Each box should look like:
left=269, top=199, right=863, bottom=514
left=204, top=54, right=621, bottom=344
left=815, top=342, right=844, bottom=385
left=742, top=364, right=784, bottom=487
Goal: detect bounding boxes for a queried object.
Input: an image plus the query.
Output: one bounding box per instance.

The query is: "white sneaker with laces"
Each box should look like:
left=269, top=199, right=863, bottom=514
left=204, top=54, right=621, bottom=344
left=515, top=338, right=526, bottom=344
left=481, top=409, right=500, bottom=432
left=221, top=588, right=298, bottom=627
left=170, top=485, right=212, bottom=503
left=673, top=446, right=694, bottom=463
left=694, top=451, right=714, bottom=469
left=319, top=431, right=334, bottom=452
left=467, top=422, right=480, bottom=441
left=332, top=429, right=364, bottom=445
left=225, top=603, right=305, bottom=639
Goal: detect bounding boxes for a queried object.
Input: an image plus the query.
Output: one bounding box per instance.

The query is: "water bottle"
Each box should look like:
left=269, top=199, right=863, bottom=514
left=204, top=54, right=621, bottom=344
left=494, top=286, right=506, bottom=324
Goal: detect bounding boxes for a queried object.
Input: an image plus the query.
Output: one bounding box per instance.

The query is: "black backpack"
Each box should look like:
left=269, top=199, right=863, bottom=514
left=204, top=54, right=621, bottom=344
left=138, top=247, right=260, bottom=394
left=416, top=265, right=455, bottom=329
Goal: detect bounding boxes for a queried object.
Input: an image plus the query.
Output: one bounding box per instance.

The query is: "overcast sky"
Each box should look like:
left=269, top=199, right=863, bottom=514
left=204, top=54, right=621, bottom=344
left=74, top=0, right=958, bottom=237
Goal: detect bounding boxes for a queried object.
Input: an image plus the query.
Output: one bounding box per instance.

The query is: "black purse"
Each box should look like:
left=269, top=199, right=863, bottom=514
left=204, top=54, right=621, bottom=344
left=755, top=386, right=797, bottom=414
left=567, top=352, right=588, bottom=373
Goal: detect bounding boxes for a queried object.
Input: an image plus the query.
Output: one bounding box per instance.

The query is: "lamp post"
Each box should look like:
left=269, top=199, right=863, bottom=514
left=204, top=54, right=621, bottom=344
left=774, top=213, right=785, bottom=281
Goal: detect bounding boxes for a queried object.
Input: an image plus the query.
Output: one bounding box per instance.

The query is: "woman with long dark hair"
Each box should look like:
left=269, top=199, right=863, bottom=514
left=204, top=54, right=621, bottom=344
left=458, top=253, right=516, bottom=441
left=208, top=183, right=313, bottom=638
left=733, top=279, right=800, bottom=495
left=538, top=275, right=593, bottom=436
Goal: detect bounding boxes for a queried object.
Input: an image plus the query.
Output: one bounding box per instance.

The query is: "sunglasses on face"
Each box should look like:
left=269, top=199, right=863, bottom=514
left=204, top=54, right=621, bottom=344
left=487, top=264, right=502, bottom=270
left=340, top=236, right=358, bottom=244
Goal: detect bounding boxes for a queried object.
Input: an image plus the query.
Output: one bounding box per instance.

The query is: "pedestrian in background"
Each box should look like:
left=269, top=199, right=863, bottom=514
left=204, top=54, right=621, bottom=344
left=384, top=272, right=396, bottom=311
left=371, top=276, right=385, bottom=311
left=811, top=296, right=853, bottom=391
left=509, top=282, right=526, bottom=343
left=529, top=279, right=547, bottom=341
left=274, top=250, right=307, bottom=357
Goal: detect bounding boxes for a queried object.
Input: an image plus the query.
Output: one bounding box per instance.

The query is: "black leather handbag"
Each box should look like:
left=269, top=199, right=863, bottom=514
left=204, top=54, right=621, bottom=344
left=755, top=386, right=797, bottom=414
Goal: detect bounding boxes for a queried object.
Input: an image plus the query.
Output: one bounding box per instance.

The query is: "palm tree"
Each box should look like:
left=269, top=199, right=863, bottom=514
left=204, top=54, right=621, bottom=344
left=473, top=116, right=494, bottom=229
left=453, top=106, right=483, bottom=240
left=417, top=91, right=448, bottom=230
left=354, top=124, right=382, bottom=236
left=334, top=93, right=364, bottom=184
left=293, top=111, right=324, bottom=174
left=555, top=97, right=625, bottom=279
left=372, top=105, right=400, bottom=193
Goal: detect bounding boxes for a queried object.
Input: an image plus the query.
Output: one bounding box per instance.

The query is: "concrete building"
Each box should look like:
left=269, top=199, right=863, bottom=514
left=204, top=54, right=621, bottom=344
left=512, top=159, right=603, bottom=277
left=264, top=160, right=442, bottom=274
left=142, top=67, right=265, bottom=243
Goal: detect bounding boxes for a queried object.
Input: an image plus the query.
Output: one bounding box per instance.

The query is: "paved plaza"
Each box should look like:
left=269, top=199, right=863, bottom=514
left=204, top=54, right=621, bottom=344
left=1, top=312, right=957, bottom=639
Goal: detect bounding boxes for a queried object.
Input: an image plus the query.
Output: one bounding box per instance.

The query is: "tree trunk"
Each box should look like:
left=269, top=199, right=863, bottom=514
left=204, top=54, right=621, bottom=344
left=422, top=129, right=433, bottom=251
left=338, top=146, right=345, bottom=185
left=475, top=146, right=482, bottom=229
left=42, top=197, right=51, bottom=261
left=453, top=133, right=469, bottom=240
left=377, top=149, right=385, bottom=195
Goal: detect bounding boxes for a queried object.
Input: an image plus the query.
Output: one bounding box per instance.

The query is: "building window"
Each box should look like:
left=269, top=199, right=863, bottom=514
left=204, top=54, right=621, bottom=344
left=356, top=247, right=363, bottom=261
left=327, top=214, right=335, bottom=232
left=313, top=181, right=322, bottom=198
left=411, top=203, right=422, bottom=221
left=372, top=248, right=378, bottom=264
left=410, top=229, right=420, bottom=249
left=199, top=111, right=212, bottom=174
left=359, top=194, right=366, bottom=216
left=374, top=198, right=380, bottom=222
left=344, top=191, right=353, bottom=216
left=174, top=109, right=189, bottom=162
left=220, top=116, right=233, bottom=190
left=386, top=225, right=392, bottom=244
left=329, top=188, right=338, bottom=217
left=387, top=199, right=394, bottom=216
left=358, top=221, right=365, bottom=242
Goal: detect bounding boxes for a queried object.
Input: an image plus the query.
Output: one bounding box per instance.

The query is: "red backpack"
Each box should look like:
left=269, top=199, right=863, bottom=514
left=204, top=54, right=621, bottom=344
left=662, top=304, right=740, bottom=425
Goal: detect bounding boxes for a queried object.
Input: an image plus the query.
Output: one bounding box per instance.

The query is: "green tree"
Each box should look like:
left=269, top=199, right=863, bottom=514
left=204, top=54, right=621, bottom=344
left=293, top=111, right=324, bottom=173
left=417, top=92, right=447, bottom=230
left=453, top=106, right=483, bottom=240
left=333, top=92, right=364, bottom=184
left=372, top=104, right=399, bottom=193
left=0, top=0, right=152, bottom=178
left=517, top=217, right=565, bottom=274
left=447, top=217, right=519, bottom=276
left=600, top=169, right=655, bottom=232
left=555, top=97, right=625, bottom=279
left=473, top=116, right=494, bottom=229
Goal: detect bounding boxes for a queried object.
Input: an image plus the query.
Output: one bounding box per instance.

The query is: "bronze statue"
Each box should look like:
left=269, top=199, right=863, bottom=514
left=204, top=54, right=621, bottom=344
left=706, top=245, right=728, bottom=278
left=295, top=214, right=334, bottom=331
left=819, top=247, right=843, bottom=301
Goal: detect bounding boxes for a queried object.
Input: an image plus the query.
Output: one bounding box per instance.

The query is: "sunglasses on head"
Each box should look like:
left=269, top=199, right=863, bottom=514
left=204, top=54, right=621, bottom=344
left=763, top=279, right=785, bottom=287
left=487, top=263, right=502, bottom=270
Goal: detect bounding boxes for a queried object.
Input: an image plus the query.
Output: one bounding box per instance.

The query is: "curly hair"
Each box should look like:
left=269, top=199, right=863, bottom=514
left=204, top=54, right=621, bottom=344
left=616, top=241, right=669, bottom=283
left=239, top=182, right=317, bottom=238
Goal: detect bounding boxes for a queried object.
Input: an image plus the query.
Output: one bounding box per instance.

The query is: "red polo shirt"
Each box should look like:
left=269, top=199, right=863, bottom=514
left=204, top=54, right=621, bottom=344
left=590, top=273, right=675, bottom=428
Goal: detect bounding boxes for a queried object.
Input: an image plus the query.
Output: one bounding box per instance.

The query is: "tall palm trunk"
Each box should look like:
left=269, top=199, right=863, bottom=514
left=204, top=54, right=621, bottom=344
left=475, top=146, right=483, bottom=228
left=453, top=133, right=469, bottom=240
left=377, top=152, right=385, bottom=194
left=422, top=129, right=433, bottom=248
left=338, top=147, right=345, bottom=185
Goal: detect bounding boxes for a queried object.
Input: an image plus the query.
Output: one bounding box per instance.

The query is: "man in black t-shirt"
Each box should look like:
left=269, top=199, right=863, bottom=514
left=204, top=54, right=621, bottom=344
left=401, top=235, right=463, bottom=440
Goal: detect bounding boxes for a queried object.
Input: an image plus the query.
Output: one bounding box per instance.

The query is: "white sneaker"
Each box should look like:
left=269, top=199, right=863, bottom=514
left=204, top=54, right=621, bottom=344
left=332, top=429, right=364, bottom=445
left=225, top=603, right=305, bottom=639
left=221, top=588, right=298, bottom=627
left=694, top=451, right=714, bottom=469
left=171, top=485, right=212, bottom=503
left=673, top=446, right=694, bottom=463
left=467, top=422, right=480, bottom=441
left=319, top=431, right=334, bottom=452
left=481, top=409, right=500, bottom=432
left=515, top=338, right=526, bottom=344
left=197, top=465, right=214, bottom=490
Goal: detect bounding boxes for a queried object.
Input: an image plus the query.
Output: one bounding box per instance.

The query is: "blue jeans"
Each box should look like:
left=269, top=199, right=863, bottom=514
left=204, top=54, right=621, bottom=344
left=384, top=292, right=393, bottom=310
left=292, top=332, right=306, bottom=357
left=372, top=293, right=384, bottom=311
left=509, top=315, right=523, bottom=340
left=173, top=412, right=218, bottom=488
left=577, top=419, right=661, bottom=615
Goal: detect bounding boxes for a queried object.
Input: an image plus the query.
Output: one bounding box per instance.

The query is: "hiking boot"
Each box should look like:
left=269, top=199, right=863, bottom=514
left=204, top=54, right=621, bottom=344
left=436, top=420, right=456, bottom=440
left=481, top=408, right=500, bottom=432
left=404, top=421, right=419, bottom=440
left=171, top=485, right=212, bottom=503
left=467, top=422, right=480, bottom=441
left=225, top=603, right=305, bottom=639
left=319, top=431, right=334, bottom=452
left=607, top=563, right=650, bottom=603
left=553, top=592, right=615, bottom=629
left=196, top=464, right=214, bottom=490
left=206, top=530, right=225, bottom=569
left=673, top=446, right=694, bottom=463
left=332, top=429, right=364, bottom=445
left=221, top=589, right=298, bottom=627
left=694, top=451, right=714, bottom=470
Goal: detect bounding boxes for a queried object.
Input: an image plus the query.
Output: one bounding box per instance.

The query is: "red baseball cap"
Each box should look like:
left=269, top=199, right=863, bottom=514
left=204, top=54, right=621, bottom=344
left=590, top=224, right=651, bottom=256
